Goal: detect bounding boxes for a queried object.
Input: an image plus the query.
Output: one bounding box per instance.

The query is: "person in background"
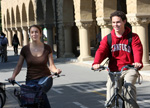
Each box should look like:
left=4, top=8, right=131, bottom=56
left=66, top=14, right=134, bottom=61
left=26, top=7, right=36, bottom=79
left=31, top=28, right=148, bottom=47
left=0, top=32, right=8, bottom=62
left=8, top=25, right=62, bottom=108
left=96, top=32, right=101, bottom=48
left=92, top=11, right=143, bottom=108
left=12, top=34, right=20, bottom=55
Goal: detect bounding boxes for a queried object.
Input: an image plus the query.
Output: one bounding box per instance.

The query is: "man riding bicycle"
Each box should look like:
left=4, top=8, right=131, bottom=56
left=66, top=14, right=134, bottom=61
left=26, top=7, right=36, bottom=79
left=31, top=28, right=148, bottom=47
left=92, top=11, right=143, bottom=108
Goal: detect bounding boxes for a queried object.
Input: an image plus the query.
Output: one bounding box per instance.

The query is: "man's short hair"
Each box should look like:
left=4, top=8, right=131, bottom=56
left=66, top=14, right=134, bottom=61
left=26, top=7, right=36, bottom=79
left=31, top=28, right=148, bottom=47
left=110, top=11, right=127, bottom=21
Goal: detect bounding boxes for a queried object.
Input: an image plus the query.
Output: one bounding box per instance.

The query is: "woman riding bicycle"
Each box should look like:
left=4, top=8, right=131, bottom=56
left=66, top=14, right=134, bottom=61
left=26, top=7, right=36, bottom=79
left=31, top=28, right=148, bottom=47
left=92, top=11, right=143, bottom=108
left=8, top=25, right=62, bottom=108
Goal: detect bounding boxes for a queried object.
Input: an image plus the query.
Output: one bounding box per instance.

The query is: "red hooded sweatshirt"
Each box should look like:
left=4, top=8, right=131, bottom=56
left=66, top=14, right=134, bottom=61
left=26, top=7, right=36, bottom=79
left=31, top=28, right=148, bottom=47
left=93, top=27, right=143, bottom=72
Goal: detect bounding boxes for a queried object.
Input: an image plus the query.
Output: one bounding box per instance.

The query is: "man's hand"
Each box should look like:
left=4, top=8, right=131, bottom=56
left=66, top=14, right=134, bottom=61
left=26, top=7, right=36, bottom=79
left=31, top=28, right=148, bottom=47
left=92, top=64, right=100, bottom=70
left=132, top=62, right=142, bottom=69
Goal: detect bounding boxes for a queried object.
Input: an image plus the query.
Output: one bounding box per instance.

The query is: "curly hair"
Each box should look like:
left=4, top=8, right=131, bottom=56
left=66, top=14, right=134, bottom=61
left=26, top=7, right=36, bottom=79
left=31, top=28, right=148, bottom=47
left=110, top=11, right=127, bottom=21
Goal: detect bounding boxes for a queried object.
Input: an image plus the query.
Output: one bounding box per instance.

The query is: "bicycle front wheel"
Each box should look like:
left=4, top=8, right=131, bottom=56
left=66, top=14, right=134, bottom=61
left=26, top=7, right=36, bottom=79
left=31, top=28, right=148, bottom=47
left=0, top=95, right=4, bottom=108
left=0, top=88, right=6, bottom=108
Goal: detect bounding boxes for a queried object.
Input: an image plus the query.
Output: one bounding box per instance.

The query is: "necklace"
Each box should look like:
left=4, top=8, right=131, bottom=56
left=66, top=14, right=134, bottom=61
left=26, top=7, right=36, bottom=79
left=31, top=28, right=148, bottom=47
left=34, top=49, right=38, bottom=52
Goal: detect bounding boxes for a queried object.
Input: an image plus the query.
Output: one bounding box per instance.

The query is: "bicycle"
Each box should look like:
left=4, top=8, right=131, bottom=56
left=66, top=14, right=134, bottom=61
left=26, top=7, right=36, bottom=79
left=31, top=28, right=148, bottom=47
left=0, top=82, right=6, bottom=108
left=5, top=73, right=61, bottom=108
left=92, top=64, right=140, bottom=108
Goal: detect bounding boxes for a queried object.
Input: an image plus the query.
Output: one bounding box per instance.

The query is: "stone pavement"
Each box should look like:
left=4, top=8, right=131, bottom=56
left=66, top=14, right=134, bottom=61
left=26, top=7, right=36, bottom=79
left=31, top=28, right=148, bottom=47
left=0, top=46, right=150, bottom=108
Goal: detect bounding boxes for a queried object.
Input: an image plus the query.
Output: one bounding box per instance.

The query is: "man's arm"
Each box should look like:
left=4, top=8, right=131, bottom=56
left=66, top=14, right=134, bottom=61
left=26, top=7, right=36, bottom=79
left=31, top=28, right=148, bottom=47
left=92, top=36, right=110, bottom=68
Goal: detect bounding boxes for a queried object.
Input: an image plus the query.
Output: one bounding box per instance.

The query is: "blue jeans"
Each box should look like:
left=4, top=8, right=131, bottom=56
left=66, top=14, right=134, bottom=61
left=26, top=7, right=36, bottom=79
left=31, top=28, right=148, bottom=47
left=26, top=77, right=53, bottom=108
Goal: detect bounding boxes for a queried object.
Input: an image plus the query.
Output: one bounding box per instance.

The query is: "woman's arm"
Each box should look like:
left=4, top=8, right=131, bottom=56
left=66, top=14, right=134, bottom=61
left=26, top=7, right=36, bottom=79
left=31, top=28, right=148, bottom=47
left=9, top=55, right=24, bottom=80
left=48, top=53, right=62, bottom=74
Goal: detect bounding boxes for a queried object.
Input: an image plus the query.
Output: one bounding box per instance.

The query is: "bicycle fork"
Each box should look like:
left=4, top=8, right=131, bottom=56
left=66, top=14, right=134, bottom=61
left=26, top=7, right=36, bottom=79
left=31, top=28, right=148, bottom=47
left=105, top=73, right=125, bottom=108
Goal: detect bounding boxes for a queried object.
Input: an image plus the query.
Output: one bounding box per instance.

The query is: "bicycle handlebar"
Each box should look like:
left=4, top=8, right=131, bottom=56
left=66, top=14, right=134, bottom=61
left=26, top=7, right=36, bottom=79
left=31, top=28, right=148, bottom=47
left=92, top=64, right=137, bottom=75
left=5, top=79, right=21, bottom=87
left=5, top=72, right=61, bottom=87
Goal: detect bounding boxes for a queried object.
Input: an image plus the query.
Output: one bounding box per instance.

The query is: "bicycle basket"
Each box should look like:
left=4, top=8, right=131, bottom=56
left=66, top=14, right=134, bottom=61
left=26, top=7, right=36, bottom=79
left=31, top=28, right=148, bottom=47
left=15, top=84, right=43, bottom=107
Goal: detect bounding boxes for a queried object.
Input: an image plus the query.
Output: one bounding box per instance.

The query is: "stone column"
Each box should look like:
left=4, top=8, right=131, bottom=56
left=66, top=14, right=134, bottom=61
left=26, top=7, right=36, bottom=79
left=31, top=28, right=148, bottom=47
left=46, top=25, right=54, bottom=51
left=128, top=16, right=149, bottom=64
left=105, top=25, right=112, bottom=35
left=127, top=16, right=138, bottom=34
left=22, top=27, right=29, bottom=45
left=57, top=23, right=65, bottom=57
left=63, top=23, right=75, bottom=58
left=131, top=24, right=137, bottom=33
left=76, top=21, right=93, bottom=61
left=17, top=28, right=23, bottom=47
left=7, top=29, right=12, bottom=46
left=11, top=28, right=17, bottom=37
left=97, top=18, right=112, bottom=39
left=136, top=19, right=149, bottom=64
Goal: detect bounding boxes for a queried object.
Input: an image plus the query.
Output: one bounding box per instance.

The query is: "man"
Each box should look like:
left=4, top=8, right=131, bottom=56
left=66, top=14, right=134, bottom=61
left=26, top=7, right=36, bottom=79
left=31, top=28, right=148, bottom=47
left=0, top=32, right=8, bottom=62
left=92, top=11, right=143, bottom=108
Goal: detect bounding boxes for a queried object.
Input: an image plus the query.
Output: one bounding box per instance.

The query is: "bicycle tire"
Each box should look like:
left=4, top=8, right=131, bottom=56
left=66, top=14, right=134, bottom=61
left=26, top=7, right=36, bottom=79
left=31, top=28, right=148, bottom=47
left=0, top=88, right=6, bottom=108
left=0, top=94, right=4, bottom=108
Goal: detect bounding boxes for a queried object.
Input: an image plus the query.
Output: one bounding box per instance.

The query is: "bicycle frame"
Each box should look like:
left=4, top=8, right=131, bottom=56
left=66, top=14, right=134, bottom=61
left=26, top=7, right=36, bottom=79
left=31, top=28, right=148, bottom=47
left=92, top=65, right=137, bottom=108
left=105, top=71, right=125, bottom=108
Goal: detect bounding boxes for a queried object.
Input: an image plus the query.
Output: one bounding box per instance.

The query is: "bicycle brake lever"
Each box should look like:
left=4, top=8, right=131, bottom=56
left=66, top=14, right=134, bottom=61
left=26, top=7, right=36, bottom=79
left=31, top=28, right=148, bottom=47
left=5, top=79, right=15, bottom=85
left=91, top=67, right=94, bottom=70
left=54, top=73, right=60, bottom=77
left=127, top=64, right=134, bottom=68
left=91, top=66, right=105, bottom=72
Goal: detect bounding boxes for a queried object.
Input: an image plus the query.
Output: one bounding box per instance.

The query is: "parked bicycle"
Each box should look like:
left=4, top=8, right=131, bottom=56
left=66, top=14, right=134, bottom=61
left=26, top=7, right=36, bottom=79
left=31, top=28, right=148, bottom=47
left=6, top=73, right=61, bottom=108
left=0, top=82, right=6, bottom=108
left=92, top=64, right=141, bottom=108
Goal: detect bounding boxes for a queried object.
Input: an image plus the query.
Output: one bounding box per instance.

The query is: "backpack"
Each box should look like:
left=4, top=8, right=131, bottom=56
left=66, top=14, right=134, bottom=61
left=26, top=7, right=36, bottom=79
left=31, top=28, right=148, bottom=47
left=107, top=32, right=132, bottom=58
left=1, top=38, right=8, bottom=46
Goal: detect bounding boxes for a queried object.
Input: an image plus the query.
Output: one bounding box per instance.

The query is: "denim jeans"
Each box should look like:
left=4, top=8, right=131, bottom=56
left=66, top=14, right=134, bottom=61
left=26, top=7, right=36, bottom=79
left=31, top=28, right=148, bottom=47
left=26, top=77, right=53, bottom=108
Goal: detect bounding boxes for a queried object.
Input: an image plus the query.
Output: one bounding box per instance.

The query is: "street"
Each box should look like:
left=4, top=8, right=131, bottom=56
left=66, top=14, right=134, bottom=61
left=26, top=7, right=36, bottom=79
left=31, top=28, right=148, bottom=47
left=0, top=50, right=150, bottom=108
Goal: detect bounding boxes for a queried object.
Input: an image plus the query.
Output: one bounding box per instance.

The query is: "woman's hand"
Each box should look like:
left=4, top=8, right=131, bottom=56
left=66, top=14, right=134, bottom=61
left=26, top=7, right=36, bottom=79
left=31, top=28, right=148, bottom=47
left=8, top=76, right=15, bottom=81
left=56, top=68, right=62, bottom=74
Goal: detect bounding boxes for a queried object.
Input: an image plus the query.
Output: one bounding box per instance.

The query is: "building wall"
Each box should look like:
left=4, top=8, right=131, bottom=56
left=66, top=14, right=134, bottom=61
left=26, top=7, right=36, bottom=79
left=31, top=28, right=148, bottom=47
left=1, top=0, right=150, bottom=64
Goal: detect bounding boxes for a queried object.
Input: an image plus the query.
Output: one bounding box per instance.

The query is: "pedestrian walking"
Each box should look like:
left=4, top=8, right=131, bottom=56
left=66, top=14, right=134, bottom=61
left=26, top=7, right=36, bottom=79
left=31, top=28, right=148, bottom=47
left=12, top=34, right=20, bottom=55
left=0, top=32, right=8, bottom=62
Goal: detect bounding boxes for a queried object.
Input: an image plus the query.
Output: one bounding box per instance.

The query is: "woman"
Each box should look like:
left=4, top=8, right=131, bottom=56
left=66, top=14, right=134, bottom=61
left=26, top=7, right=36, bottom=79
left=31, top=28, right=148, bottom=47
left=9, top=25, right=62, bottom=108
left=12, top=34, right=20, bottom=55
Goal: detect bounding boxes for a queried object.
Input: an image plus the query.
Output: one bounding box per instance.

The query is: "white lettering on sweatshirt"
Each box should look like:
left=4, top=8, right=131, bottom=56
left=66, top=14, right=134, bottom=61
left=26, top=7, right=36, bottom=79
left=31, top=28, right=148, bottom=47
left=111, top=44, right=131, bottom=53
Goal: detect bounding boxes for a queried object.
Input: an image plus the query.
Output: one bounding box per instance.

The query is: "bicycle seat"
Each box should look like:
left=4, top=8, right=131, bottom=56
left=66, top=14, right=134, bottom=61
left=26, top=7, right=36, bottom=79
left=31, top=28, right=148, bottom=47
left=38, top=76, right=53, bottom=93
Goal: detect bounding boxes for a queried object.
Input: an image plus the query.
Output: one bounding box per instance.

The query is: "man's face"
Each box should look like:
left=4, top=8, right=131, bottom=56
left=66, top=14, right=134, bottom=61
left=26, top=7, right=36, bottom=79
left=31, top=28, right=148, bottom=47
left=112, top=16, right=126, bottom=33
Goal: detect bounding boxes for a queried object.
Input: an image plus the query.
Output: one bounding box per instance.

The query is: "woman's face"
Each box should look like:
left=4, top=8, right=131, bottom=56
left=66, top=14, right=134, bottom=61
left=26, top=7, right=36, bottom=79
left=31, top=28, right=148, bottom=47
left=30, top=27, right=42, bottom=42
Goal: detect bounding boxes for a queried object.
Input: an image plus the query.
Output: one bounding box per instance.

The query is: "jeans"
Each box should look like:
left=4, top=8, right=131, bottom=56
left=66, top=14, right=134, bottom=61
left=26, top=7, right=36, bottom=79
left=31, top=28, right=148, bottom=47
left=0, top=46, right=7, bottom=62
left=26, top=77, right=53, bottom=108
left=13, top=45, right=18, bottom=55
